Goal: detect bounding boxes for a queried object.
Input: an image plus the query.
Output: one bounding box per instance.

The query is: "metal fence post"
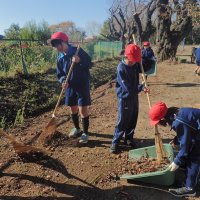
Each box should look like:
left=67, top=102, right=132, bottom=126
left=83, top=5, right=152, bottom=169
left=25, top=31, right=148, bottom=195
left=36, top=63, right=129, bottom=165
left=19, top=40, right=28, bottom=75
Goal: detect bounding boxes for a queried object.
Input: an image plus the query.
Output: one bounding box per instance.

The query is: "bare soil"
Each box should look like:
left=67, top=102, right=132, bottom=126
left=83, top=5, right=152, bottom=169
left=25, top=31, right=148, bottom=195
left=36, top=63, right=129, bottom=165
left=0, top=47, right=200, bottom=199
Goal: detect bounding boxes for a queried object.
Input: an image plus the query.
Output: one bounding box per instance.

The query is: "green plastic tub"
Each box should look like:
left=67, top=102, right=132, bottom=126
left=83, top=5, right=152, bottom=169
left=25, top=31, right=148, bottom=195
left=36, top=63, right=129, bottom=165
left=145, top=61, right=157, bottom=76
left=120, top=144, right=175, bottom=186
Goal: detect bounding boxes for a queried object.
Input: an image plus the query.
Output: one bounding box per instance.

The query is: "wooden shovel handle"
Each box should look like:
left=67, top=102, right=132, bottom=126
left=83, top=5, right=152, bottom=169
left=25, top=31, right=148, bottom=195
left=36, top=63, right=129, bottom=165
left=132, top=35, right=165, bottom=161
left=52, top=45, right=80, bottom=116
left=132, top=34, right=151, bottom=108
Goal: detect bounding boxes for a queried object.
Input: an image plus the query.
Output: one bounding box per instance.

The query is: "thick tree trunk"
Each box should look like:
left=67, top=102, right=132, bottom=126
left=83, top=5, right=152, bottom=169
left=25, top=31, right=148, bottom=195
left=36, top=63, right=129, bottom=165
left=133, top=0, right=156, bottom=44
left=156, top=0, right=192, bottom=61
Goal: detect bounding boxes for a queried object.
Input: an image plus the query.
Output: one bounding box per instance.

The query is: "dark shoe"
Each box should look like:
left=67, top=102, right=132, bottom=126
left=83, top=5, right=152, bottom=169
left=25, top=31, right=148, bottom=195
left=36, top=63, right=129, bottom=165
left=124, top=139, right=137, bottom=148
left=110, top=143, right=118, bottom=154
left=169, top=187, right=196, bottom=197
left=79, top=133, right=89, bottom=144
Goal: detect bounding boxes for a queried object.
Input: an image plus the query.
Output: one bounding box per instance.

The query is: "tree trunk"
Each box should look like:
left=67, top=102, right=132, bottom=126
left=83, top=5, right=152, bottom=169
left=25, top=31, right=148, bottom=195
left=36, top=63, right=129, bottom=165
left=156, top=0, right=192, bottom=61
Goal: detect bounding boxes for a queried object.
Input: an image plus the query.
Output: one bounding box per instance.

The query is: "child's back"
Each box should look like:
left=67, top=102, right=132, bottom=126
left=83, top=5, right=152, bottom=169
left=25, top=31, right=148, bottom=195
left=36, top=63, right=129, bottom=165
left=142, top=47, right=155, bottom=60
left=195, top=48, right=200, bottom=61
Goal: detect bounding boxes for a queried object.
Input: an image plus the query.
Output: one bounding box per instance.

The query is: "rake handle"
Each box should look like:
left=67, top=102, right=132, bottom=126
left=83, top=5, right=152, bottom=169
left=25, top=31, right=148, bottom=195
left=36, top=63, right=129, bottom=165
left=132, top=36, right=161, bottom=136
left=132, top=35, right=165, bottom=161
left=52, top=45, right=80, bottom=116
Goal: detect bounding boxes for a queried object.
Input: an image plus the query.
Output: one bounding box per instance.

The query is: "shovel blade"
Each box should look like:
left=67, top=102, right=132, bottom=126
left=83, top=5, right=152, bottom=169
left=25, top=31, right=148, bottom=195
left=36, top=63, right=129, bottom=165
left=45, top=117, right=57, bottom=134
left=38, top=117, right=57, bottom=144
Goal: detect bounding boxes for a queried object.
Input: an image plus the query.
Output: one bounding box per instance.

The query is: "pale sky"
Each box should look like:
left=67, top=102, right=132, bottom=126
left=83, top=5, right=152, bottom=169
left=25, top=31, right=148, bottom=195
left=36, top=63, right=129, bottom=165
left=0, top=0, right=111, bottom=35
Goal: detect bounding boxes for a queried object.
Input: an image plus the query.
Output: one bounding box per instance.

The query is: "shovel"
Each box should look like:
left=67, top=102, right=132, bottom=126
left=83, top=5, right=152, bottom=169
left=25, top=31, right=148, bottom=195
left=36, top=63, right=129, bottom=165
left=38, top=45, right=80, bottom=144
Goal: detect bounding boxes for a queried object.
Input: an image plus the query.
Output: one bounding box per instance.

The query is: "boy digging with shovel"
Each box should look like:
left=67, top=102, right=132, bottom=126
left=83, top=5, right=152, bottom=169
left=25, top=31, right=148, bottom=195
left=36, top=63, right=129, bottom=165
left=50, top=32, right=92, bottom=143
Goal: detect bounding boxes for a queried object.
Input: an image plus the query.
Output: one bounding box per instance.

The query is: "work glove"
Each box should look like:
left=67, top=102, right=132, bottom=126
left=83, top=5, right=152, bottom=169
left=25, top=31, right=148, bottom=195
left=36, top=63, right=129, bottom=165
left=168, top=162, right=179, bottom=172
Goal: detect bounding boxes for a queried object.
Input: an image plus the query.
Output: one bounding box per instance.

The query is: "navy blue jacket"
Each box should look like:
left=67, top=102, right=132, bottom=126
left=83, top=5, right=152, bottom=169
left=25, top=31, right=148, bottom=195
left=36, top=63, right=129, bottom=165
left=116, top=61, right=144, bottom=98
left=56, top=45, right=91, bottom=89
left=195, top=48, right=200, bottom=61
left=172, top=108, right=200, bottom=166
left=142, top=47, right=155, bottom=61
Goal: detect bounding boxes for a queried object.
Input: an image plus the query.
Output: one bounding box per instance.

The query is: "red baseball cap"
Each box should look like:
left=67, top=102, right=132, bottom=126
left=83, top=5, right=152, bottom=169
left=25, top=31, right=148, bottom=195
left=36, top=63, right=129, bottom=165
left=149, top=102, right=168, bottom=126
left=125, top=44, right=141, bottom=63
left=143, top=41, right=150, bottom=46
left=51, top=32, right=69, bottom=42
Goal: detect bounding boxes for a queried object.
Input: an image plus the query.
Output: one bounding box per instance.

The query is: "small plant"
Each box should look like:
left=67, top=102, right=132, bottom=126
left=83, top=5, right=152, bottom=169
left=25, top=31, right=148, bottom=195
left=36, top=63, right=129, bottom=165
left=14, top=90, right=28, bottom=126
left=14, top=105, right=25, bottom=126
left=0, top=116, right=6, bottom=129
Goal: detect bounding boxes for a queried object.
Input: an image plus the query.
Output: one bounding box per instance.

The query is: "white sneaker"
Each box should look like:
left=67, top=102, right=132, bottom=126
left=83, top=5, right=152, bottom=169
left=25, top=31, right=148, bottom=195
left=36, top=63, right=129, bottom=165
left=69, top=128, right=81, bottom=138
left=79, top=133, right=89, bottom=143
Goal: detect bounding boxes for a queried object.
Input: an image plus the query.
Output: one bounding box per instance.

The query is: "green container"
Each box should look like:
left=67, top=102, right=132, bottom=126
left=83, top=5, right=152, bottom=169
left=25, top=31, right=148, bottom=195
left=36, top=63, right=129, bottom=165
left=145, top=61, right=157, bottom=76
left=120, top=144, right=175, bottom=186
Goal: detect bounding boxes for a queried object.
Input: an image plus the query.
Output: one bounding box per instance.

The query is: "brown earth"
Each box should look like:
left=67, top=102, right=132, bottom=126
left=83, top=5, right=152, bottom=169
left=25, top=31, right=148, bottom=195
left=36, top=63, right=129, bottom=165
left=0, top=54, right=200, bottom=199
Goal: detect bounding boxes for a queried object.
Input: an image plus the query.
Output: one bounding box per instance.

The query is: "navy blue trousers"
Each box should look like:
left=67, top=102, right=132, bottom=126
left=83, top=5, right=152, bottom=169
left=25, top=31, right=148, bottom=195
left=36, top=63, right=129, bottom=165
left=185, top=158, right=200, bottom=188
left=184, top=141, right=200, bottom=189
left=112, top=96, right=138, bottom=144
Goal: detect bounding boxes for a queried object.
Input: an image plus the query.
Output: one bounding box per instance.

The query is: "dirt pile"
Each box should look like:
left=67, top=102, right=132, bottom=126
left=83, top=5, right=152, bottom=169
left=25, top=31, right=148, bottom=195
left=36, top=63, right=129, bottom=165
left=43, top=131, right=79, bottom=148
left=99, top=154, right=170, bottom=183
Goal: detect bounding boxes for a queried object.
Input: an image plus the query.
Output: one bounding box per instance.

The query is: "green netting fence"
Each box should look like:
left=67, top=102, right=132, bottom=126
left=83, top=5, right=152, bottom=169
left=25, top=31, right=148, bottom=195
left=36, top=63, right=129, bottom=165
left=82, top=41, right=122, bottom=60
left=0, top=41, right=57, bottom=74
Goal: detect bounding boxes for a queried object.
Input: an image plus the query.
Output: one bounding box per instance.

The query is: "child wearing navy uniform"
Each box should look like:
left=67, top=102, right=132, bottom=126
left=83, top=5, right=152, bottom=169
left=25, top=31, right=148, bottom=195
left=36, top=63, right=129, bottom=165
left=149, top=102, right=200, bottom=197
left=110, top=44, right=150, bottom=153
left=195, top=47, right=200, bottom=75
left=142, top=41, right=156, bottom=79
left=50, top=32, right=92, bottom=144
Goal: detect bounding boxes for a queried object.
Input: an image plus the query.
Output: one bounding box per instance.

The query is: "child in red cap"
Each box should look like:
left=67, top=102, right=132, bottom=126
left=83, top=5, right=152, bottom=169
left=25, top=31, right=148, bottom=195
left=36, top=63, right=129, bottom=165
left=110, top=44, right=150, bottom=153
left=149, top=102, right=200, bottom=197
left=50, top=32, right=92, bottom=144
left=142, top=41, right=156, bottom=80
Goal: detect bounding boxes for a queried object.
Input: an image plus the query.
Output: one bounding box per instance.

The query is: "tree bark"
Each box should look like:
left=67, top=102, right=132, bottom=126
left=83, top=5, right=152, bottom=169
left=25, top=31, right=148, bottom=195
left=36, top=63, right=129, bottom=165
left=106, top=0, right=156, bottom=48
left=156, top=0, right=192, bottom=61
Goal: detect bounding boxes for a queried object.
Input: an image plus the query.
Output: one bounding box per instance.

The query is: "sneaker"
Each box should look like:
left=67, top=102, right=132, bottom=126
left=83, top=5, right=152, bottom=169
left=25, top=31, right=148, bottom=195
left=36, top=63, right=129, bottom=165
left=169, top=187, right=196, bottom=197
left=124, top=139, right=137, bottom=148
left=69, top=128, right=81, bottom=138
left=110, top=143, right=119, bottom=154
left=79, top=133, right=89, bottom=143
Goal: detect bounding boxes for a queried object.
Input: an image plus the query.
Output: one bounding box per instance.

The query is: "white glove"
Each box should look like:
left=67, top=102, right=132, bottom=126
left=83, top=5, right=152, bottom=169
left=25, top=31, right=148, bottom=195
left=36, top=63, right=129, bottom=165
left=168, top=162, right=179, bottom=171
